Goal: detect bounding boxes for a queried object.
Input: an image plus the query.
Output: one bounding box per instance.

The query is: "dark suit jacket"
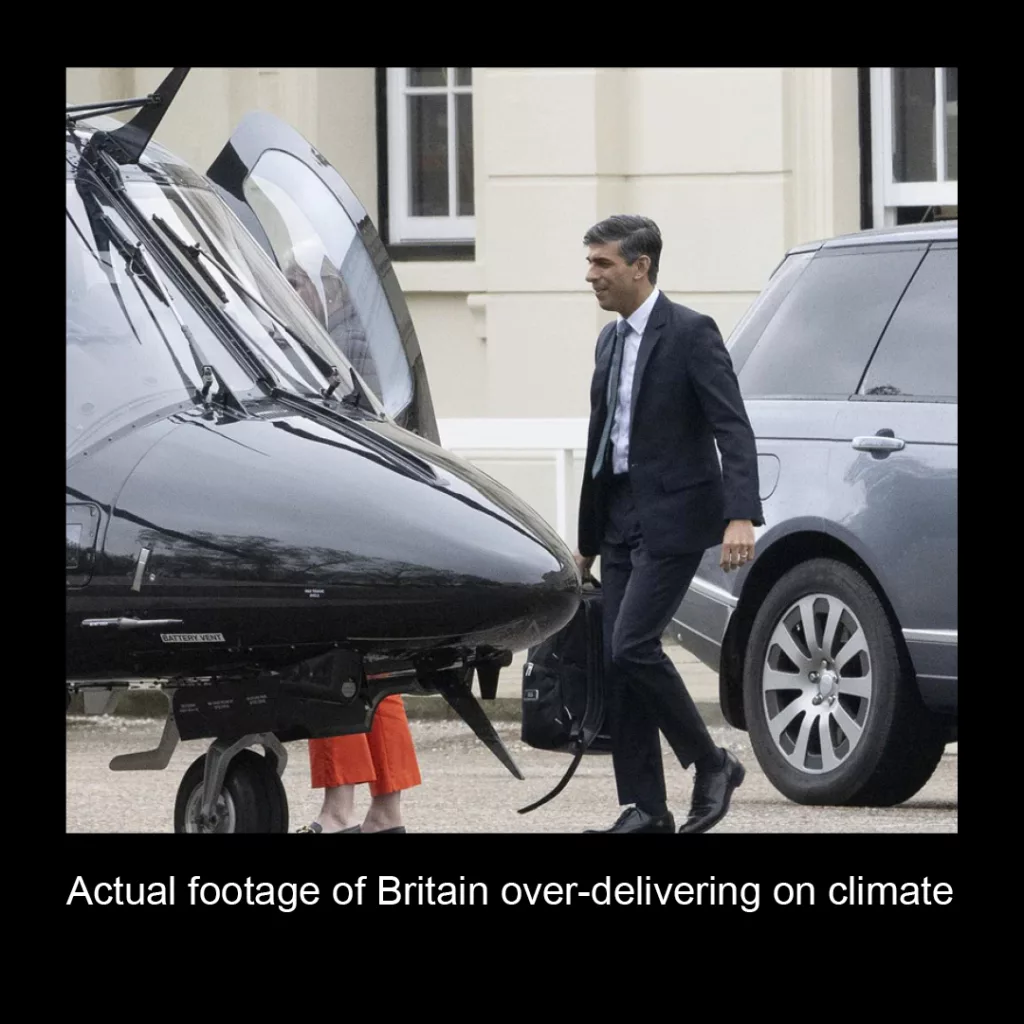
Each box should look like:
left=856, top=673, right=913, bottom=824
left=578, top=291, right=764, bottom=559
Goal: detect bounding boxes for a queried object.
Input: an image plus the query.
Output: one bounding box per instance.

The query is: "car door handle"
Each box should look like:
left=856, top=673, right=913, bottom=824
left=82, top=618, right=184, bottom=631
left=852, top=432, right=905, bottom=452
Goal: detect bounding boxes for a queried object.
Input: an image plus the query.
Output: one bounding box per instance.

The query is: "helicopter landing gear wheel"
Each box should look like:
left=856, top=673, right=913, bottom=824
left=174, top=740, right=289, bottom=833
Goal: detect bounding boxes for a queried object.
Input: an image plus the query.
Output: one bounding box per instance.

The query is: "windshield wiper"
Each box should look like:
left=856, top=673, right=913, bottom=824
left=146, top=213, right=280, bottom=390
left=91, top=203, right=168, bottom=311
left=152, top=214, right=232, bottom=305
left=87, top=200, right=241, bottom=414
left=76, top=155, right=248, bottom=414
left=151, top=214, right=377, bottom=413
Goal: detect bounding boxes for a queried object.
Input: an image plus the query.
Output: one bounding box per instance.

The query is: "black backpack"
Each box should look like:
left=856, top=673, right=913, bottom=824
left=518, top=580, right=612, bottom=813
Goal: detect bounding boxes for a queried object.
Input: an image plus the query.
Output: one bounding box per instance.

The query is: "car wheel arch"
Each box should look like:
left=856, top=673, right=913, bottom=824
left=720, top=529, right=910, bottom=731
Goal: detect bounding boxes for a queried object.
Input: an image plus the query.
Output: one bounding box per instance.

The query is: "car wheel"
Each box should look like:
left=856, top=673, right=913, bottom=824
left=742, top=558, right=947, bottom=806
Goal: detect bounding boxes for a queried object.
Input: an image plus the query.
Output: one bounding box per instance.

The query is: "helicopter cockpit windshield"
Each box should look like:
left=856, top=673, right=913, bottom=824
left=139, top=178, right=383, bottom=416
left=67, top=136, right=388, bottom=458
left=66, top=179, right=259, bottom=458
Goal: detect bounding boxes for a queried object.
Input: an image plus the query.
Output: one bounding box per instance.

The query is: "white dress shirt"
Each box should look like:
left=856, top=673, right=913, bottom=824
left=610, top=287, right=661, bottom=474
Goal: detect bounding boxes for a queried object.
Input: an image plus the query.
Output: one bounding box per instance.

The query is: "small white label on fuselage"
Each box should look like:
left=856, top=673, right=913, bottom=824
left=160, top=633, right=226, bottom=643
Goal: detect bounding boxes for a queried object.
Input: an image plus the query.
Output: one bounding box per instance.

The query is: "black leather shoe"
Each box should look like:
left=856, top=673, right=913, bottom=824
left=584, top=806, right=675, bottom=834
left=678, top=750, right=746, bottom=834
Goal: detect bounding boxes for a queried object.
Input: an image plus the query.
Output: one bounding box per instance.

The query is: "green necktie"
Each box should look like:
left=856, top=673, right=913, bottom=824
left=591, top=319, right=630, bottom=479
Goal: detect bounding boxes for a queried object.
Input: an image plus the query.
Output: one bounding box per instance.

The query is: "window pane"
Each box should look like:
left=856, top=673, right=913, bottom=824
left=738, top=248, right=924, bottom=398
left=892, top=68, right=936, bottom=183
left=894, top=205, right=957, bottom=225
left=409, top=68, right=446, bottom=87
left=457, top=93, right=474, bottom=216
left=860, top=248, right=957, bottom=399
left=456, top=67, right=472, bottom=85
left=945, top=67, right=958, bottom=181
left=408, top=95, right=448, bottom=216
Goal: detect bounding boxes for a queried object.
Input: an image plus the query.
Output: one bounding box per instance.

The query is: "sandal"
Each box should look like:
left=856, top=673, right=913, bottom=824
left=295, top=822, right=361, bottom=834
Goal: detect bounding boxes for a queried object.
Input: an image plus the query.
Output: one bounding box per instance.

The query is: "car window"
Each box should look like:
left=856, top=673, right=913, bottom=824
left=858, top=246, right=957, bottom=400
left=738, top=247, right=926, bottom=398
left=728, top=250, right=813, bottom=373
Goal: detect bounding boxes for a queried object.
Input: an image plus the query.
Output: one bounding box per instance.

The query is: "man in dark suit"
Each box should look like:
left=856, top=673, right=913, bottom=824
left=575, top=214, right=763, bottom=835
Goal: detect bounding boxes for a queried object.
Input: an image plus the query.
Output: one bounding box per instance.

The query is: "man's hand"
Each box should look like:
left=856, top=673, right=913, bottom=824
left=574, top=550, right=596, bottom=581
left=721, top=520, right=755, bottom=572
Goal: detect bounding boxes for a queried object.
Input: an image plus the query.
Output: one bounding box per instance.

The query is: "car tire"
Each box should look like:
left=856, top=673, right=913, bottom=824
left=742, top=558, right=947, bottom=806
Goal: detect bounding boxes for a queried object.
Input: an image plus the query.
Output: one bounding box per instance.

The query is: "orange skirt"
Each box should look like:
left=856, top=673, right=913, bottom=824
left=307, top=694, right=422, bottom=796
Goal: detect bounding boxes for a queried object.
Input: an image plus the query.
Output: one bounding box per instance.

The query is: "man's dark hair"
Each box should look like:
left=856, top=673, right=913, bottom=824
left=583, top=214, right=662, bottom=285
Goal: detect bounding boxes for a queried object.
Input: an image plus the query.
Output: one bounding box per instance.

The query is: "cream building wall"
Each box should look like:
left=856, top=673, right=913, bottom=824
left=66, top=66, right=862, bottom=550
left=66, top=68, right=379, bottom=220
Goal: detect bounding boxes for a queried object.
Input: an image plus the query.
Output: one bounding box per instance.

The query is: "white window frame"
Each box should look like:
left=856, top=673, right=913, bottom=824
left=438, top=419, right=588, bottom=543
left=870, top=67, right=958, bottom=227
left=386, top=67, right=475, bottom=244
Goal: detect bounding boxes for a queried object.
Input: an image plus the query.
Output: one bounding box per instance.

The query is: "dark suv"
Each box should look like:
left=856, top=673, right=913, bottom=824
left=671, top=221, right=957, bottom=807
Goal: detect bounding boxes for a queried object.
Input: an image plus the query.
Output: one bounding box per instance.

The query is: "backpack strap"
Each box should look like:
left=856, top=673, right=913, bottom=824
left=518, top=579, right=604, bottom=814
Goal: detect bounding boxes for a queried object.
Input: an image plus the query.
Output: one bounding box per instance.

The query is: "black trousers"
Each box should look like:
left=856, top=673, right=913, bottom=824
left=600, top=474, right=716, bottom=811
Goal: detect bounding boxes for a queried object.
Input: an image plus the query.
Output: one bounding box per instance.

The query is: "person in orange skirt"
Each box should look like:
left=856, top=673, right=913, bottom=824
left=296, top=694, right=422, bottom=833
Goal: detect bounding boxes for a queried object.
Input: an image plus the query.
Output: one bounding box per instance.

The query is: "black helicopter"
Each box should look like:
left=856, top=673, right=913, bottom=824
left=66, top=68, right=581, bottom=832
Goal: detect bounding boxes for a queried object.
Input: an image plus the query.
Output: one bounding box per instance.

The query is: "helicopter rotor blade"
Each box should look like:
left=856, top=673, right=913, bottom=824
left=103, top=67, right=191, bottom=164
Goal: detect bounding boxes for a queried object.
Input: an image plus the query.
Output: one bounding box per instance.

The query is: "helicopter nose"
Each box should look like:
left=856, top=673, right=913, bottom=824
left=418, top=482, right=580, bottom=649
left=329, top=423, right=581, bottom=649
left=360, top=420, right=582, bottom=648
left=103, top=412, right=581, bottom=655
left=334, top=446, right=579, bottom=650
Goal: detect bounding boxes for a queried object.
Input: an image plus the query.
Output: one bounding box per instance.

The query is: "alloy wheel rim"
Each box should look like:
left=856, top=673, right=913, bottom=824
left=760, top=593, right=872, bottom=774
